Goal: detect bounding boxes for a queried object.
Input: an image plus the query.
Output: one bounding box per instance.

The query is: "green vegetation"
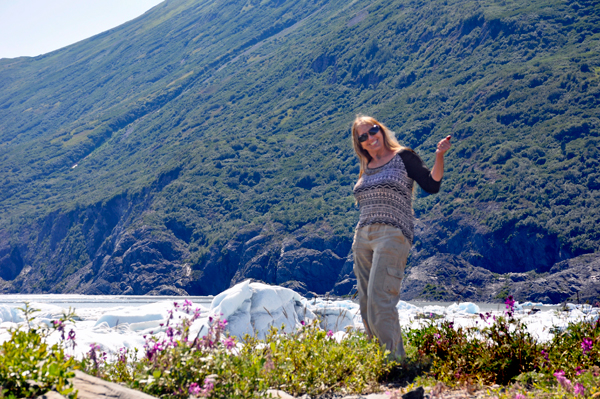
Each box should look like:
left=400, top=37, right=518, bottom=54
left=420, top=283, right=449, bottom=300
left=2, top=301, right=599, bottom=398
left=81, top=317, right=389, bottom=398
left=0, top=0, right=599, bottom=292
left=0, top=304, right=77, bottom=398
left=403, top=298, right=600, bottom=397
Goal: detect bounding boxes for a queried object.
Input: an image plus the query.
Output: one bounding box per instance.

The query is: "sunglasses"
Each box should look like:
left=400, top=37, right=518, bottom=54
left=357, top=125, right=381, bottom=143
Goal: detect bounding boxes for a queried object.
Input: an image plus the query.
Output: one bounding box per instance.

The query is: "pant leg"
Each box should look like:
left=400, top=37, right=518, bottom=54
left=352, top=226, right=374, bottom=338
left=366, top=225, right=411, bottom=360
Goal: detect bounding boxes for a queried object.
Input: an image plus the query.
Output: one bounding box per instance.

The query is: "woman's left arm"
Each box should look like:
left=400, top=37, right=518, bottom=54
left=431, top=135, right=452, bottom=182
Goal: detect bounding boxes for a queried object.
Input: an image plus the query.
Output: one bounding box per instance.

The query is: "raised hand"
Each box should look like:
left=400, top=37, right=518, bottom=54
left=436, top=135, right=452, bottom=156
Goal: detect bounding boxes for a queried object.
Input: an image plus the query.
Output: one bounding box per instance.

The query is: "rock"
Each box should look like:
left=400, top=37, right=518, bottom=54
left=412, top=214, right=570, bottom=274
left=511, top=253, right=600, bottom=303
left=264, top=389, right=296, bottom=399
left=401, top=254, right=496, bottom=301
left=330, top=277, right=357, bottom=297
left=402, top=386, right=424, bottom=399
left=0, top=233, right=24, bottom=281
left=70, top=370, right=157, bottom=398
left=146, top=285, right=188, bottom=296
left=276, top=248, right=344, bottom=294
left=329, top=252, right=357, bottom=296
left=192, top=224, right=351, bottom=296
left=36, top=392, right=66, bottom=399
left=400, top=252, right=600, bottom=304
left=1, top=184, right=596, bottom=304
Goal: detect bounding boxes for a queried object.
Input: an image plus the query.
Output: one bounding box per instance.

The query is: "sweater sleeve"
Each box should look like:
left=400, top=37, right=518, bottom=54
left=398, top=149, right=441, bottom=194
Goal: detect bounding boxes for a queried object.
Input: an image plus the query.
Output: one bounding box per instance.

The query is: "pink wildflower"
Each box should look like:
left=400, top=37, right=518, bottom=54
left=223, top=336, right=236, bottom=350
left=53, top=320, right=66, bottom=340
left=118, top=347, right=127, bottom=363
left=582, top=338, right=593, bottom=355
left=554, top=370, right=565, bottom=377
left=573, top=383, right=585, bottom=396
left=505, top=295, right=515, bottom=310
left=553, top=370, right=572, bottom=390
left=183, top=299, right=193, bottom=313
left=513, top=393, right=526, bottom=399
left=327, top=330, right=334, bottom=338
left=201, top=376, right=215, bottom=395
left=189, top=382, right=201, bottom=395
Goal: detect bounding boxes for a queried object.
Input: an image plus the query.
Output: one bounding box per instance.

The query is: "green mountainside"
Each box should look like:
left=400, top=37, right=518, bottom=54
left=0, top=0, right=599, bottom=301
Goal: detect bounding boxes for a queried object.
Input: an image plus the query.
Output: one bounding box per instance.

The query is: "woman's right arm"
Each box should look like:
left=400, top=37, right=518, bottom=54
left=431, top=136, right=451, bottom=182
left=398, top=149, right=441, bottom=194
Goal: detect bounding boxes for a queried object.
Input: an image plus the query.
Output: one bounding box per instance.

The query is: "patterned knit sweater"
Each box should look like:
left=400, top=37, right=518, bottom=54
left=353, top=149, right=441, bottom=243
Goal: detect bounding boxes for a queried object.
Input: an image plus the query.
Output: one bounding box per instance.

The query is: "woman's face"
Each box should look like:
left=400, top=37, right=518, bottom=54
left=356, top=123, right=383, bottom=153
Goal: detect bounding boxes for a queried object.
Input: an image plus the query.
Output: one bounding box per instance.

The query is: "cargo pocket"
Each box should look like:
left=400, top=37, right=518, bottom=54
left=382, top=266, right=404, bottom=296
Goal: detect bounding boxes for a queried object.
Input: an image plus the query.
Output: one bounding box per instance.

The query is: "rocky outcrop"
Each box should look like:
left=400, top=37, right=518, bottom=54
left=401, top=252, right=600, bottom=304
left=0, top=170, right=192, bottom=296
left=511, top=253, right=600, bottom=304
left=0, top=187, right=597, bottom=304
left=36, top=370, right=157, bottom=399
left=411, top=214, right=572, bottom=274
left=187, top=223, right=351, bottom=296
left=401, top=253, right=497, bottom=301
left=0, top=231, right=24, bottom=281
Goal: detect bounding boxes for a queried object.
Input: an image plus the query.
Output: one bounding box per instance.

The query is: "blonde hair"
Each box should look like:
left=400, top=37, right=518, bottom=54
left=351, top=115, right=409, bottom=178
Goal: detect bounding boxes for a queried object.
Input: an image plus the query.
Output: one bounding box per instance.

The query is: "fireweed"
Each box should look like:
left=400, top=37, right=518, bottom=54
left=3, top=298, right=597, bottom=398
left=78, top=302, right=389, bottom=398
left=406, top=296, right=600, bottom=396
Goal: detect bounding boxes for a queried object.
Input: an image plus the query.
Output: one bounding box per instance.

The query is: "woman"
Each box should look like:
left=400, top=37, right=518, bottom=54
left=351, top=115, right=451, bottom=360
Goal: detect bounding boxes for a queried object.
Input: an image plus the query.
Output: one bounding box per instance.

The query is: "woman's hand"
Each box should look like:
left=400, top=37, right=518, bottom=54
left=436, top=135, right=452, bottom=156
left=432, top=135, right=451, bottom=181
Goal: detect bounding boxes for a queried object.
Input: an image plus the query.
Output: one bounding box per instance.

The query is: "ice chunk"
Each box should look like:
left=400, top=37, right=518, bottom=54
left=520, top=301, right=543, bottom=307
left=211, top=281, right=320, bottom=339
left=0, top=305, right=23, bottom=323
left=211, top=281, right=254, bottom=318
left=94, top=313, right=165, bottom=329
left=447, top=302, right=480, bottom=314
left=311, top=303, right=357, bottom=331
left=397, top=301, right=418, bottom=311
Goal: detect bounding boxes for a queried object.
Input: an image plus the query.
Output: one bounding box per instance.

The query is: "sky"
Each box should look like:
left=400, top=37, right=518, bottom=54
left=0, top=0, right=165, bottom=59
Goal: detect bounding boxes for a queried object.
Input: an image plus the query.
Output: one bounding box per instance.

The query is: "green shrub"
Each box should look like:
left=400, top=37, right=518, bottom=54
left=406, top=296, right=600, bottom=396
left=0, top=304, right=77, bottom=398
left=408, top=297, right=541, bottom=385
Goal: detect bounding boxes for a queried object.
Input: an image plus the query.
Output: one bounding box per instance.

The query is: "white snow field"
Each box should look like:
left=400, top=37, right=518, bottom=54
left=0, top=280, right=598, bottom=359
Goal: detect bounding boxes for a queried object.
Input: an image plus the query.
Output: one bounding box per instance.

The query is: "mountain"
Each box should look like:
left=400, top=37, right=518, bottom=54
left=0, top=0, right=599, bottom=303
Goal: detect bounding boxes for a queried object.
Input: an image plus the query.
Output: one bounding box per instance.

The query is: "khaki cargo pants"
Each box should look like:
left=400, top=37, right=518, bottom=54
left=352, top=224, right=411, bottom=360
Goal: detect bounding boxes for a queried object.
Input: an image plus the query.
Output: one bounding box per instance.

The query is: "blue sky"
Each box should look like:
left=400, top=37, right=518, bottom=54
left=0, top=0, right=164, bottom=59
